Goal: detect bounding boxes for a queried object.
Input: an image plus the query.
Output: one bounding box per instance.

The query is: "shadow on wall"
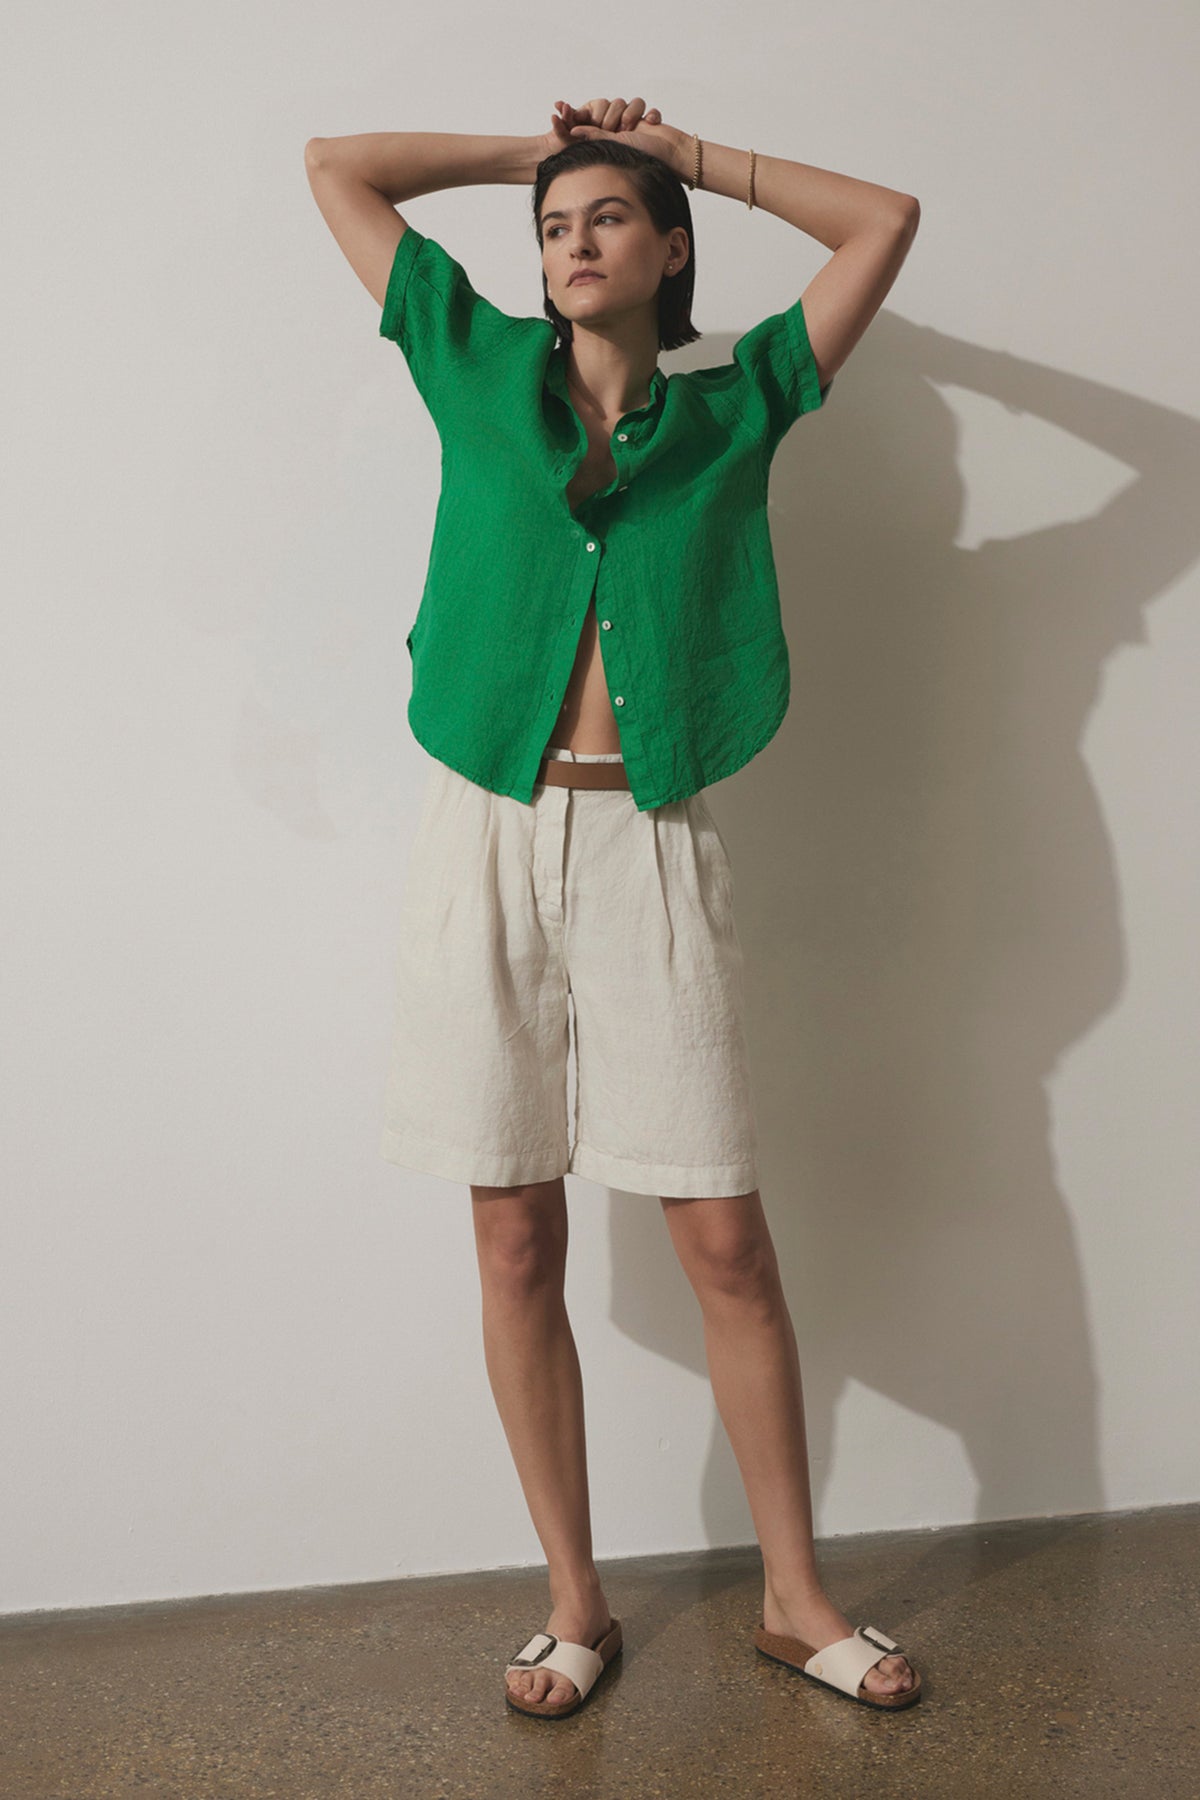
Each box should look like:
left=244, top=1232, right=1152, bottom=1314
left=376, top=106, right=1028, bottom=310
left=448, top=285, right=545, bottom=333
left=606, top=313, right=1200, bottom=1542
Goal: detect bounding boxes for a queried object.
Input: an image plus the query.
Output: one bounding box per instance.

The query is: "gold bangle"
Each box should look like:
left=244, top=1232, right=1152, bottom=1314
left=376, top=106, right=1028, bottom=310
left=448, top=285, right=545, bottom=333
left=686, top=134, right=755, bottom=208
left=688, top=131, right=702, bottom=191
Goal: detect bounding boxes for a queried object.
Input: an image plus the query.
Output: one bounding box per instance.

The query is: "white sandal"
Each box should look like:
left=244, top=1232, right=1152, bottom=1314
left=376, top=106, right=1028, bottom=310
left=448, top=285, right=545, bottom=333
left=754, top=1621, right=922, bottom=1710
left=505, top=1618, right=624, bottom=1720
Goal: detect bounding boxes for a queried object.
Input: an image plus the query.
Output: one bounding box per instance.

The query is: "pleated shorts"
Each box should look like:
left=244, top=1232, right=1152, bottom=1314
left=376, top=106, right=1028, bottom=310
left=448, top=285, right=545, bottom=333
left=378, top=747, right=760, bottom=1198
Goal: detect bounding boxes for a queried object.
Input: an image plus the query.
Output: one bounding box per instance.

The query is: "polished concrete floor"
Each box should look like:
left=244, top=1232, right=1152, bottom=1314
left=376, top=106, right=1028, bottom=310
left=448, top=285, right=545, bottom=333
left=3, top=1503, right=1198, bottom=1799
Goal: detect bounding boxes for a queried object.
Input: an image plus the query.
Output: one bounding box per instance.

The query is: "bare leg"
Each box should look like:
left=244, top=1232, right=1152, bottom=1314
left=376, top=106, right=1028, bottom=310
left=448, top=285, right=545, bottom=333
left=661, top=1190, right=915, bottom=1698
left=471, top=1177, right=614, bottom=1707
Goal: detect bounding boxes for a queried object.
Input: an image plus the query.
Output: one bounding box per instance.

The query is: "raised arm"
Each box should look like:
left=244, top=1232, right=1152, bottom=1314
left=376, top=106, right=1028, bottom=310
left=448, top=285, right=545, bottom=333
left=660, top=131, right=919, bottom=392
left=304, top=131, right=545, bottom=310
left=559, top=106, right=920, bottom=393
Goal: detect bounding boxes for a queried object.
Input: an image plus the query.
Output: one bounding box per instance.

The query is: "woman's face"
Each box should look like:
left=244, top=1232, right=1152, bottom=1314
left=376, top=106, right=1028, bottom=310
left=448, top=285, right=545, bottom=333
left=540, top=170, right=684, bottom=327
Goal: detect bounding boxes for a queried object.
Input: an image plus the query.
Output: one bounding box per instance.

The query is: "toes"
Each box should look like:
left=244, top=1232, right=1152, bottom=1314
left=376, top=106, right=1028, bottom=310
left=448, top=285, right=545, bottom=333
left=508, top=1669, right=578, bottom=1707
left=875, top=1654, right=913, bottom=1691
left=536, top=1675, right=574, bottom=1705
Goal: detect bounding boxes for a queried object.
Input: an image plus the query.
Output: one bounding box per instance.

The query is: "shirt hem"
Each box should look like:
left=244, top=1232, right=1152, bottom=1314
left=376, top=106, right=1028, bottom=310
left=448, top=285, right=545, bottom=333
left=408, top=717, right=541, bottom=804
left=407, top=692, right=788, bottom=813
left=629, top=697, right=789, bottom=810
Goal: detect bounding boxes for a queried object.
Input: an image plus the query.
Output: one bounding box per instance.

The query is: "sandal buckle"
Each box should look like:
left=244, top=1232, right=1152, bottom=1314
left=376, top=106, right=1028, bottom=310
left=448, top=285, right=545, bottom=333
left=510, top=1632, right=559, bottom=1668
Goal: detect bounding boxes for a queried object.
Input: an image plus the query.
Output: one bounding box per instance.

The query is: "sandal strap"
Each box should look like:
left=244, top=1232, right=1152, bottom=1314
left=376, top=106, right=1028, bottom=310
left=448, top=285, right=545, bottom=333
left=505, top=1631, right=603, bottom=1698
left=804, top=1625, right=902, bottom=1697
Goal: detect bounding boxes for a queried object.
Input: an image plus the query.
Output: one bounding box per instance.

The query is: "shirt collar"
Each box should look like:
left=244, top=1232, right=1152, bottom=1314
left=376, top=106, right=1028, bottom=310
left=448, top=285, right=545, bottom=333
left=545, top=340, right=668, bottom=417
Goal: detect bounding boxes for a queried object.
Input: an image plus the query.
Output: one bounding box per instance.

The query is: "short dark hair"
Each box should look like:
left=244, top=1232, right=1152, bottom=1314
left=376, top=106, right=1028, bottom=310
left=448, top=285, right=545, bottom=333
left=531, top=139, right=701, bottom=353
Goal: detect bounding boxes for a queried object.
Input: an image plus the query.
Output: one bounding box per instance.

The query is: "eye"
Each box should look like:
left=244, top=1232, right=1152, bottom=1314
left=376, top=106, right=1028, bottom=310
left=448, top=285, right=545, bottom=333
left=546, top=214, right=622, bottom=239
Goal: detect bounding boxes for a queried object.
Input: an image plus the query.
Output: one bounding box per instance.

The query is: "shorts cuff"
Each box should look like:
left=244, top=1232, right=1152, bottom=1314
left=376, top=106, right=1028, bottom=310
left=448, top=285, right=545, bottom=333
left=379, top=1125, right=567, bottom=1189
left=567, top=1140, right=759, bottom=1199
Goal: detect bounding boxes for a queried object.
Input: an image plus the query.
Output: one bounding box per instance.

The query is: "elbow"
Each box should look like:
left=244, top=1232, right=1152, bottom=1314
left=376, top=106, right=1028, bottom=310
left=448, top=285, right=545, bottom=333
left=305, top=137, right=329, bottom=172
left=869, top=198, right=919, bottom=242
left=897, top=196, right=921, bottom=232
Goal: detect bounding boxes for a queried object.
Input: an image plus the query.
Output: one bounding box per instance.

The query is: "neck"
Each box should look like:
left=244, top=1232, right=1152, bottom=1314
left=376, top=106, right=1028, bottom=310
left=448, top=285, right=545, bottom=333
left=563, top=332, right=658, bottom=419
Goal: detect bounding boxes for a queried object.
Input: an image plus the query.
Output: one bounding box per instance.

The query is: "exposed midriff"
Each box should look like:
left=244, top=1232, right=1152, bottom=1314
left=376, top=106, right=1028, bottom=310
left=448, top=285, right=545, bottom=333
left=545, top=417, right=626, bottom=755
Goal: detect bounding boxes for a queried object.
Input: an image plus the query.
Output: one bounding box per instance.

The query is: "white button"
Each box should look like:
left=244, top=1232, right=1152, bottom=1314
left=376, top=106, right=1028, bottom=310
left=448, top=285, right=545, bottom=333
left=615, top=695, right=625, bottom=706
left=618, top=484, right=629, bottom=491
left=601, top=620, right=611, bottom=630
left=586, top=541, right=596, bottom=552
left=617, top=432, right=629, bottom=442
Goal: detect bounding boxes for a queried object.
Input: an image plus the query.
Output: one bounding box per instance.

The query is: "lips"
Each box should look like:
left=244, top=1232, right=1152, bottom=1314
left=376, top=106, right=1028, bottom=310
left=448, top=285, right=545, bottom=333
left=569, top=272, right=604, bottom=285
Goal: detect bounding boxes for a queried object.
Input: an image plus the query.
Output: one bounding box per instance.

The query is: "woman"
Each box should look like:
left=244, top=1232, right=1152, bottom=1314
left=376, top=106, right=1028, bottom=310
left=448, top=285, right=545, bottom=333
left=305, top=96, right=922, bottom=1719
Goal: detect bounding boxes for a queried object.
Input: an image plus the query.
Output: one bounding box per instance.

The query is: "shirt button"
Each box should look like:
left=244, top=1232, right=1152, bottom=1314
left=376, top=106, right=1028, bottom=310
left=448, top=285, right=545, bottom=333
left=618, top=484, right=629, bottom=491
left=615, top=695, right=625, bottom=706
left=586, top=541, right=596, bottom=552
left=617, top=433, right=629, bottom=442
left=601, top=619, right=612, bottom=630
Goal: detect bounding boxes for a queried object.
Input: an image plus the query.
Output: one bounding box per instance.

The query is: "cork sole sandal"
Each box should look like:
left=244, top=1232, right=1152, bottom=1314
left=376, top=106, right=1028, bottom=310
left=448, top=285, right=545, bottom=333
left=754, top=1622, right=922, bottom=1711
left=504, top=1618, right=623, bottom=1720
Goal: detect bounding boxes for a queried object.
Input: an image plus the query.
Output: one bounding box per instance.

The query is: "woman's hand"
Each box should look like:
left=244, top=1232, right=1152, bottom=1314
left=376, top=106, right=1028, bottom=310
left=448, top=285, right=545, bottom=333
left=536, top=97, right=687, bottom=176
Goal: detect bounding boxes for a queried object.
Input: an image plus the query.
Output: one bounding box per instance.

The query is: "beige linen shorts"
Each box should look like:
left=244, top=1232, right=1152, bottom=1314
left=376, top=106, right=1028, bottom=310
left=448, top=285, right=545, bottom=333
left=378, top=747, right=760, bottom=1198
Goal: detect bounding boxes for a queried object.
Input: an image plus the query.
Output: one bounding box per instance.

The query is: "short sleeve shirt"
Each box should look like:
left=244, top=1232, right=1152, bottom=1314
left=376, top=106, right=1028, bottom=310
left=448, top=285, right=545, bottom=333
left=379, top=225, right=830, bottom=811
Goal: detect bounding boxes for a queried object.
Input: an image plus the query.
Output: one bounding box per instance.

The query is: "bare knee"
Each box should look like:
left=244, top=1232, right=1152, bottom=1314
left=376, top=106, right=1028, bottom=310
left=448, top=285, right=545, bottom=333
left=662, top=1192, right=780, bottom=1304
left=694, top=1239, right=779, bottom=1305
left=471, top=1178, right=567, bottom=1297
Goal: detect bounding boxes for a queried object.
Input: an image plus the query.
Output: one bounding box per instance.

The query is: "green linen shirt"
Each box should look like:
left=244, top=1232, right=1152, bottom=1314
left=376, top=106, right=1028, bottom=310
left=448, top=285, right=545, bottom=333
left=379, top=224, right=830, bottom=811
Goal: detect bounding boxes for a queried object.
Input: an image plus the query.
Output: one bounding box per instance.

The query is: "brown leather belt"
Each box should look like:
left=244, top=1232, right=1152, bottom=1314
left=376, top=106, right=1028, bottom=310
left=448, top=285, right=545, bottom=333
left=536, top=756, right=631, bottom=791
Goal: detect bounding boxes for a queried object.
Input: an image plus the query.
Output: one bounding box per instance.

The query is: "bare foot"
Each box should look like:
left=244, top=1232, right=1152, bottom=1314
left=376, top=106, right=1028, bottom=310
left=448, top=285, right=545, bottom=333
left=762, top=1586, right=915, bottom=1699
left=506, top=1595, right=614, bottom=1708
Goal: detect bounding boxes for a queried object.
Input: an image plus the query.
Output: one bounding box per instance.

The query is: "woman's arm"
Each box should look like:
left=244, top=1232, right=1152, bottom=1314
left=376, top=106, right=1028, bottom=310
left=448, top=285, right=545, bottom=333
left=305, top=131, right=545, bottom=205
left=304, top=132, right=547, bottom=310
left=663, top=131, right=919, bottom=393
left=692, top=135, right=919, bottom=393
left=560, top=108, right=920, bottom=393
left=657, top=129, right=915, bottom=246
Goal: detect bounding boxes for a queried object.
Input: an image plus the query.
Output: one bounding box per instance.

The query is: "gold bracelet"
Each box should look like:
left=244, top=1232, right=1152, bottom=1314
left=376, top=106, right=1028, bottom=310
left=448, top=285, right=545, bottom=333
left=689, top=132, right=702, bottom=191
left=687, top=133, right=756, bottom=210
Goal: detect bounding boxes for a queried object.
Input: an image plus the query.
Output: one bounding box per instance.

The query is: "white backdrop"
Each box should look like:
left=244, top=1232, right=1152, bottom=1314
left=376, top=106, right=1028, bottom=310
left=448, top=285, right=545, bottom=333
left=4, top=0, right=1198, bottom=1612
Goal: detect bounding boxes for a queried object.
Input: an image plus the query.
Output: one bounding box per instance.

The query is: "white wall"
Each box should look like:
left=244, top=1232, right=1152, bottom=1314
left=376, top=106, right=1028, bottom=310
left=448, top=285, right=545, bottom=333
left=4, top=0, right=1198, bottom=1613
